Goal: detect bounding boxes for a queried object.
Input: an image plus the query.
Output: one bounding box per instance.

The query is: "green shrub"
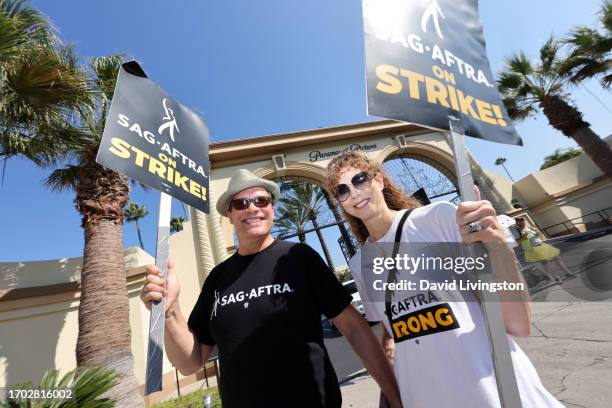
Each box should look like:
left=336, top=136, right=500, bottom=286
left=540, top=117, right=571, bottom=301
left=1, top=366, right=118, bottom=407
left=540, top=148, right=582, bottom=169
left=336, top=266, right=352, bottom=282
left=152, top=387, right=221, bottom=408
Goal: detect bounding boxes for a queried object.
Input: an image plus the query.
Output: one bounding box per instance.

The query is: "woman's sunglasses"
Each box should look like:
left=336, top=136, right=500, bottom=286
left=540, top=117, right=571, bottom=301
left=334, top=171, right=376, bottom=202
left=229, top=195, right=272, bottom=211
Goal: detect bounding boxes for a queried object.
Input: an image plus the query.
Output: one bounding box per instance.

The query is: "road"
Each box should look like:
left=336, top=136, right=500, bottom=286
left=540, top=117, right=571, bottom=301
left=324, top=323, right=383, bottom=381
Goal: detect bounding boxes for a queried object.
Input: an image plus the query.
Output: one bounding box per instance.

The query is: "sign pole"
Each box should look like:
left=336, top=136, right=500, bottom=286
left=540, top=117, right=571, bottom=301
left=145, top=192, right=172, bottom=395
left=448, top=118, right=522, bottom=407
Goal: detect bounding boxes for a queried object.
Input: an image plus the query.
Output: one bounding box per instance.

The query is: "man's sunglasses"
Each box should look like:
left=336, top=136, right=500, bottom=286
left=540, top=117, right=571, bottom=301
left=334, top=171, right=376, bottom=202
left=229, top=195, right=272, bottom=211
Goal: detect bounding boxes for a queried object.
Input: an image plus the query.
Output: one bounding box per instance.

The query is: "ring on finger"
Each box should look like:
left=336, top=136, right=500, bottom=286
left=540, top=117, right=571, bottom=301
left=466, top=221, right=482, bottom=233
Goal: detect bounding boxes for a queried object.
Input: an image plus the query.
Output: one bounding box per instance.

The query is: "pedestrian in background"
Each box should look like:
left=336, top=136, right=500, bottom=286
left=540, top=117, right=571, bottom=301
left=513, top=217, right=574, bottom=283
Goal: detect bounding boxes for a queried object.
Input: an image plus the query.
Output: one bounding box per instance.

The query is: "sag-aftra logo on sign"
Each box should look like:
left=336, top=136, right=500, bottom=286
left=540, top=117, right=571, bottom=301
left=97, top=62, right=210, bottom=212
left=363, top=0, right=522, bottom=145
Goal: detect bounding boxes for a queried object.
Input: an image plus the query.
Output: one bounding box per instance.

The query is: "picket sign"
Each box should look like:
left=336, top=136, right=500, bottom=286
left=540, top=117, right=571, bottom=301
left=96, top=61, right=210, bottom=395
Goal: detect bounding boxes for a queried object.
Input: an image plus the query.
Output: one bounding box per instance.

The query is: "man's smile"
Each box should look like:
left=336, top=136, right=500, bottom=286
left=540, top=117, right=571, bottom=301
left=243, top=217, right=265, bottom=225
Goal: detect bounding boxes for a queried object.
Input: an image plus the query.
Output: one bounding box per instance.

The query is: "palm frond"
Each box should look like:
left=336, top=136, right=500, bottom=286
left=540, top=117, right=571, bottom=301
left=506, top=52, right=534, bottom=76
left=2, top=43, right=93, bottom=124
left=0, top=129, right=55, bottom=166
left=0, top=0, right=52, bottom=63
left=497, top=71, right=526, bottom=94
left=66, top=366, right=119, bottom=408
left=124, top=203, right=149, bottom=222
left=497, top=65, right=539, bottom=121
left=559, top=2, right=611, bottom=86
left=44, top=164, right=80, bottom=192
left=539, top=36, right=560, bottom=72
left=566, top=27, right=604, bottom=52
left=0, top=120, right=95, bottom=167
left=90, top=55, right=123, bottom=102
left=273, top=204, right=309, bottom=238
left=275, top=181, right=328, bottom=233
left=603, top=70, right=612, bottom=87
left=601, top=0, right=612, bottom=33
left=170, top=216, right=185, bottom=233
left=505, top=98, right=537, bottom=121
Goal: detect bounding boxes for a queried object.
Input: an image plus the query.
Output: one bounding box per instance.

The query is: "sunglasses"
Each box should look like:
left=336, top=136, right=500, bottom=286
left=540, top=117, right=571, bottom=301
left=334, top=171, right=376, bottom=202
left=229, top=195, right=272, bottom=211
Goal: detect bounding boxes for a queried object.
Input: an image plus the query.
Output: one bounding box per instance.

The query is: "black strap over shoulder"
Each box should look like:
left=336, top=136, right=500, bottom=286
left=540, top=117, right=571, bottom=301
left=384, top=209, right=413, bottom=326
left=394, top=210, right=411, bottom=247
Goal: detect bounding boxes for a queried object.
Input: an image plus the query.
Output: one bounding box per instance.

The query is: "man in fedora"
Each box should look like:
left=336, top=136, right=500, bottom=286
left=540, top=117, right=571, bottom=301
left=141, top=169, right=402, bottom=408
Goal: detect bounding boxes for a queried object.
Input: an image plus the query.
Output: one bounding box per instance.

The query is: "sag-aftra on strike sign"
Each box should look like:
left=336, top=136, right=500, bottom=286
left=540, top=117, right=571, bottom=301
left=97, top=62, right=210, bottom=212
left=363, top=0, right=522, bottom=145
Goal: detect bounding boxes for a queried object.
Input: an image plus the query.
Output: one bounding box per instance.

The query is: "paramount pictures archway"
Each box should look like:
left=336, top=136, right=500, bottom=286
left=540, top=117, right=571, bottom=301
left=188, top=120, right=512, bottom=279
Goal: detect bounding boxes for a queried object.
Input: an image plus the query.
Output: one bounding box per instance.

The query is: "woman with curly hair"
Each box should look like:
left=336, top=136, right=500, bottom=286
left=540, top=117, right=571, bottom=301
left=325, top=150, right=561, bottom=407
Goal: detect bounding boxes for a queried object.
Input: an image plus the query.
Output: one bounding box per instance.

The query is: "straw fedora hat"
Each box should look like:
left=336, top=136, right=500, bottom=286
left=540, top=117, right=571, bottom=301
left=216, top=169, right=280, bottom=216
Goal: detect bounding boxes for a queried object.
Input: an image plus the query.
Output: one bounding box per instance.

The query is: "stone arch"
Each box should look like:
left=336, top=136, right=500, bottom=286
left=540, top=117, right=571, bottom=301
left=252, top=161, right=328, bottom=188
left=376, top=141, right=457, bottom=185
left=199, top=121, right=514, bottom=278
left=377, top=140, right=511, bottom=212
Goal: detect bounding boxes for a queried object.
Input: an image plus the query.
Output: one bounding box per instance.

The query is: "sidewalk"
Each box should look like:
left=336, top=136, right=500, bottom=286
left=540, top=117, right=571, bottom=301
left=340, top=371, right=379, bottom=408
left=341, top=301, right=612, bottom=408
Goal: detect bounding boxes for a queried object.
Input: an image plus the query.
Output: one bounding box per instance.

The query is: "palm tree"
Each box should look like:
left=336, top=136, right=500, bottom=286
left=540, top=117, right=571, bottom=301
left=560, top=1, right=611, bottom=88
left=322, top=190, right=356, bottom=259
left=278, top=182, right=336, bottom=271
left=498, top=37, right=612, bottom=178
left=170, top=216, right=185, bottom=233
left=274, top=204, right=309, bottom=244
left=47, top=56, right=143, bottom=407
left=124, top=203, right=149, bottom=250
left=1, top=4, right=141, bottom=403
left=494, top=157, right=514, bottom=181
left=1, top=41, right=143, bottom=407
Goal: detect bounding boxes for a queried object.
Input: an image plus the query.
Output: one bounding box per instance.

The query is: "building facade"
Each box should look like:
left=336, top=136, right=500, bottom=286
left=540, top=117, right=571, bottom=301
left=1, top=120, right=610, bottom=405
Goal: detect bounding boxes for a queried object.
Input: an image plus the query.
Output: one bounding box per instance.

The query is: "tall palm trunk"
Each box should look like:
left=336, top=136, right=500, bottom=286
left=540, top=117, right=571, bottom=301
left=75, top=158, right=142, bottom=407
left=310, top=215, right=335, bottom=272
left=298, top=233, right=306, bottom=244
left=323, top=192, right=356, bottom=259
left=500, top=163, right=514, bottom=181
left=541, top=96, right=612, bottom=177
left=135, top=219, right=145, bottom=250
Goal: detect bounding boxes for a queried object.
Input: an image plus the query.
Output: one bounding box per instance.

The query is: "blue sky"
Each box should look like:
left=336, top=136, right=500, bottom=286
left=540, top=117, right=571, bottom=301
left=1, top=0, right=610, bottom=263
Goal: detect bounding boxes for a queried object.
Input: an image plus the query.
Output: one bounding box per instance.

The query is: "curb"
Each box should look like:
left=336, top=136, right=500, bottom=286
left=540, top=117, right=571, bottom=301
left=339, top=369, right=370, bottom=385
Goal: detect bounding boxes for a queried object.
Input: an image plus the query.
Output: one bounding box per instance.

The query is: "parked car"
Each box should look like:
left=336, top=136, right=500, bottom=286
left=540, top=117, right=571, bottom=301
left=342, top=279, right=365, bottom=317
left=323, top=279, right=374, bottom=332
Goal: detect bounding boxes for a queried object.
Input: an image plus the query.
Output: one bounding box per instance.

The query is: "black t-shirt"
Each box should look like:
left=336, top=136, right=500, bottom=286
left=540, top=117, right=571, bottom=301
left=187, top=240, right=352, bottom=408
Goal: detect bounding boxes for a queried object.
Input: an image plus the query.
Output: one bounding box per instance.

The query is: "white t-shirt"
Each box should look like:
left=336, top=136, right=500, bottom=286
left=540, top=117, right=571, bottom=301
left=349, top=202, right=562, bottom=408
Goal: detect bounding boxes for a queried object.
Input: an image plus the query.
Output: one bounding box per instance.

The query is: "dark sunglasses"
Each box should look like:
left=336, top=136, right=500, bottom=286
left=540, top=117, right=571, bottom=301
left=229, top=195, right=272, bottom=211
left=334, top=171, right=376, bottom=202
